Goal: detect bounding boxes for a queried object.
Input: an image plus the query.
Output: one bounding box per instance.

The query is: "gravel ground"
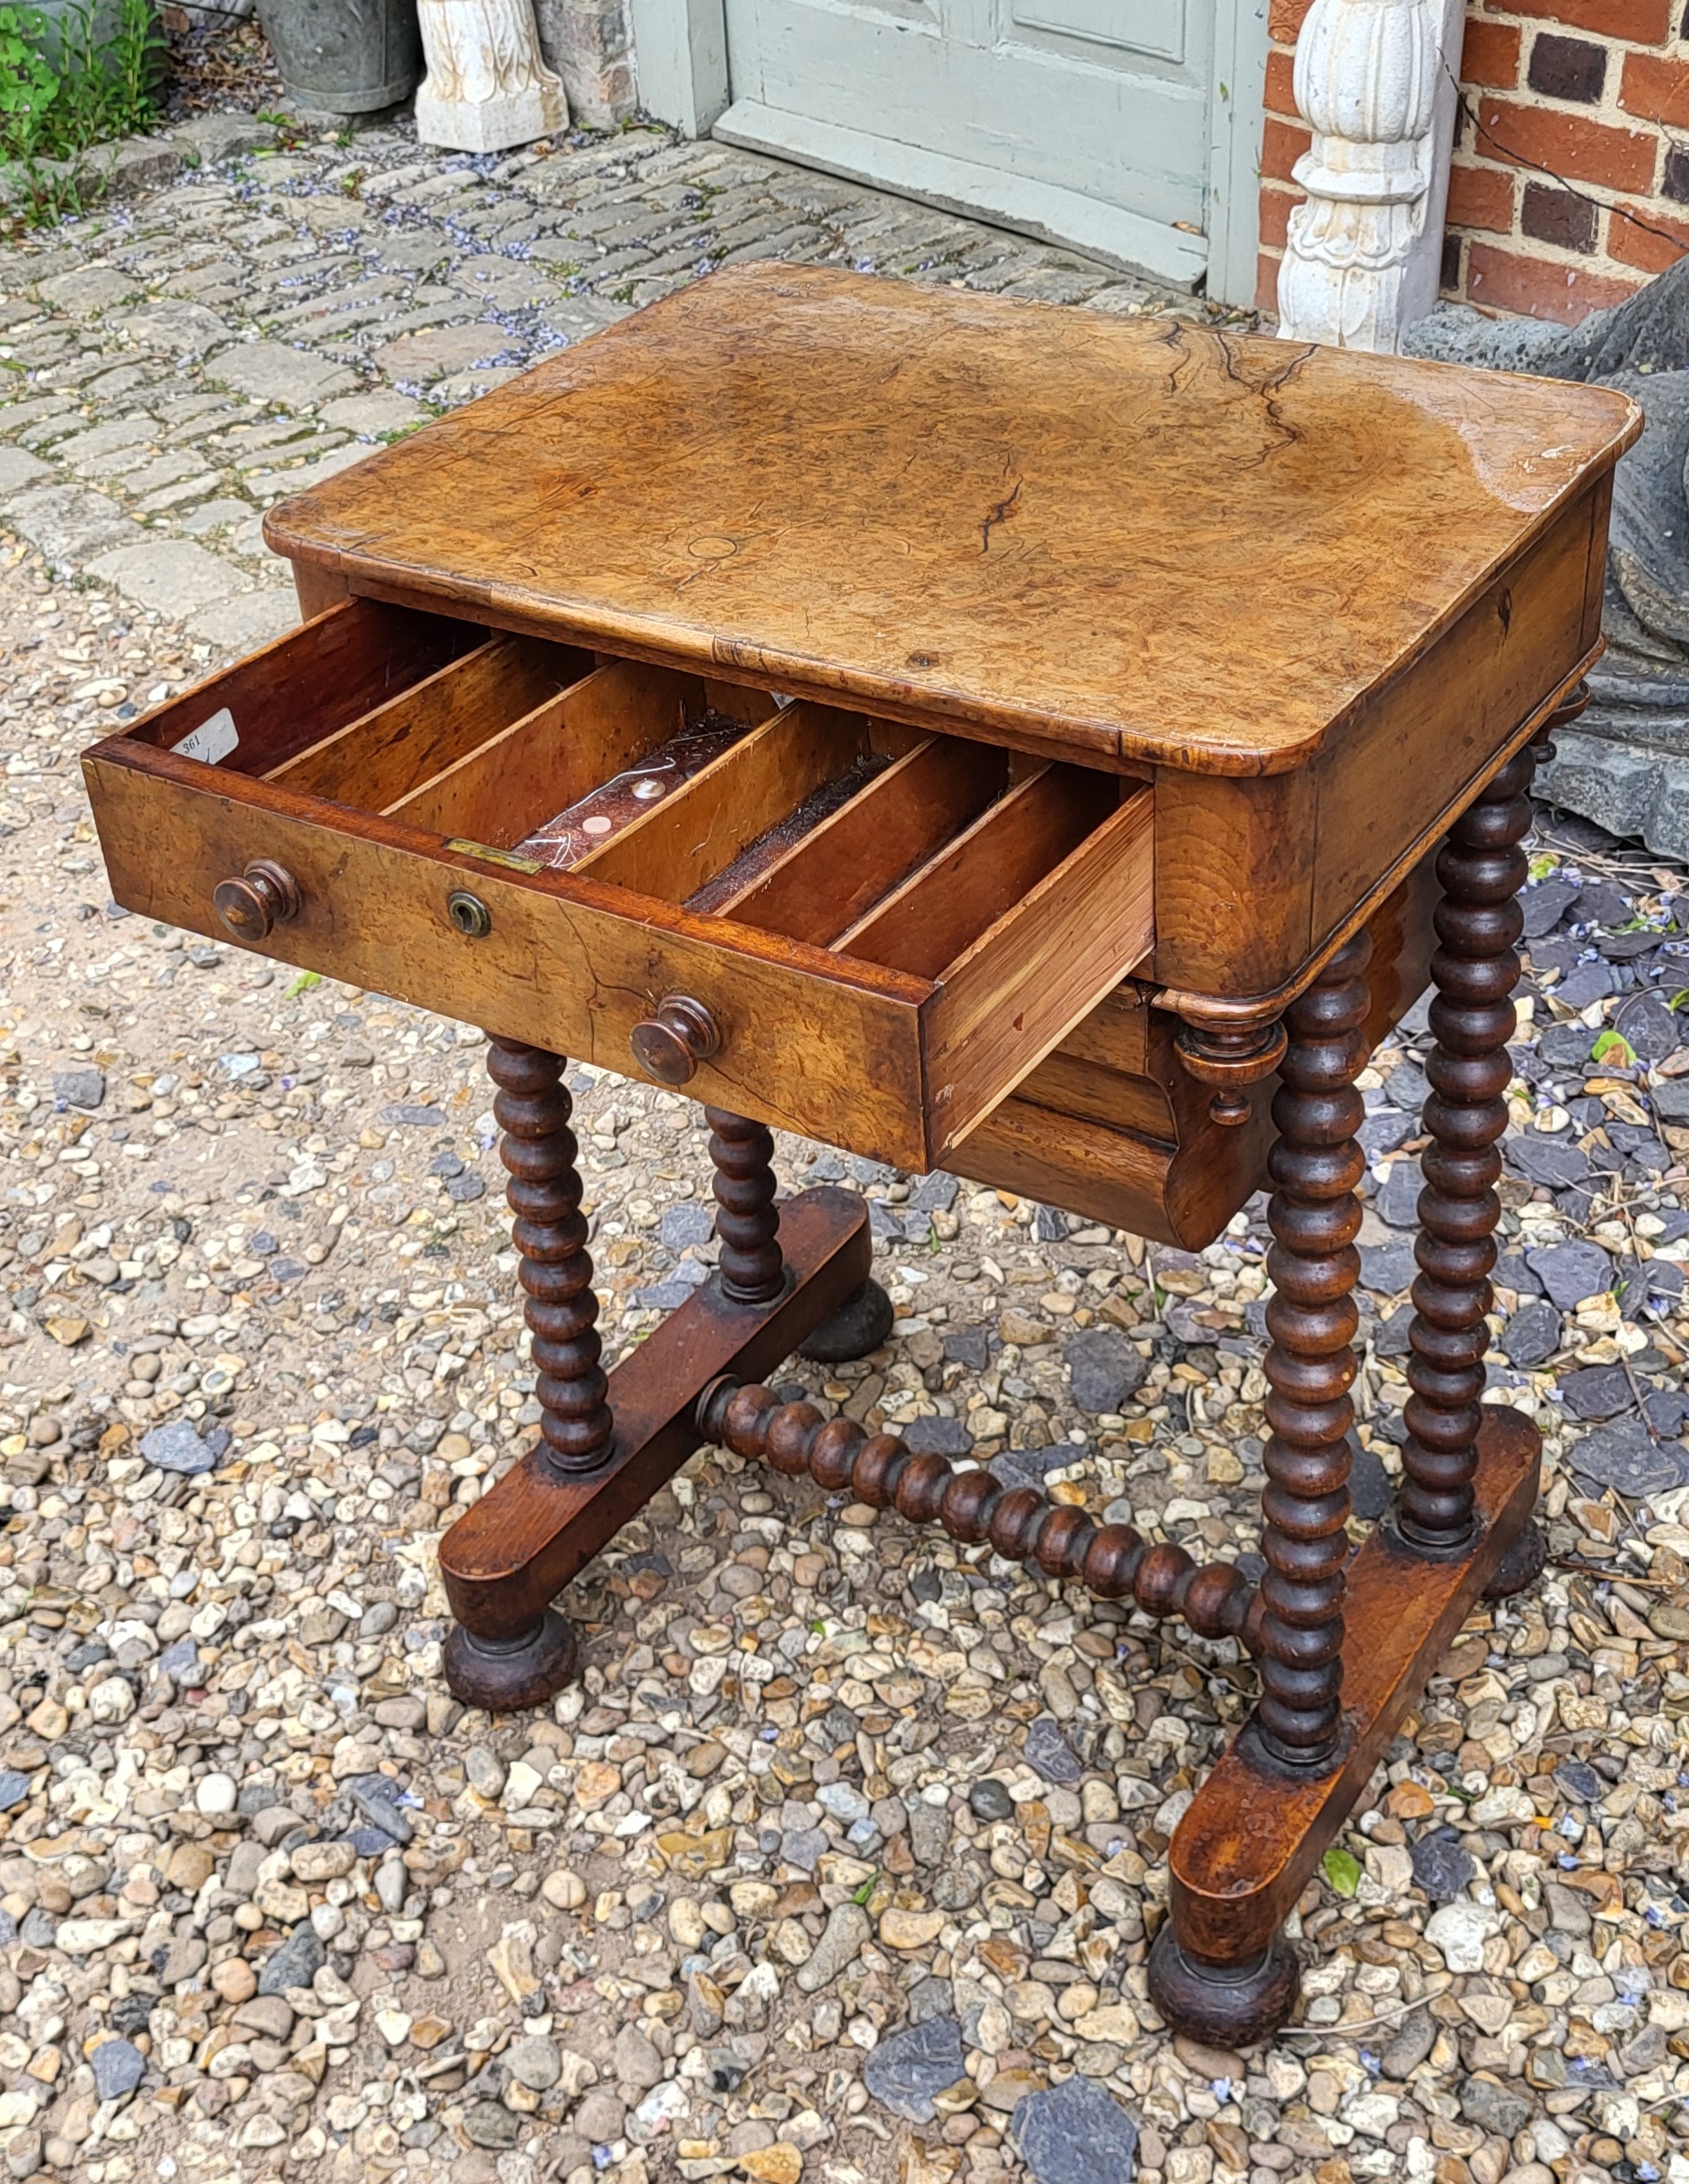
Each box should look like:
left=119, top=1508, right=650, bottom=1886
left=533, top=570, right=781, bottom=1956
left=3, top=85, right=1689, bottom=2184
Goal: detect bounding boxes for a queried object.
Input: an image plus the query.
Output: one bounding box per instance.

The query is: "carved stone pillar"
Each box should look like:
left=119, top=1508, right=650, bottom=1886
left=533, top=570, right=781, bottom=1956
left=414, top=0, right=569, bottom=154
left=1276, top=0, right=1466, bottom=353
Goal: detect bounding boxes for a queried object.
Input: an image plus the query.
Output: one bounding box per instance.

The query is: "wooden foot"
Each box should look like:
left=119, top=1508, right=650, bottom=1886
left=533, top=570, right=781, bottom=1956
left=795, top=1277, right=894, bottom=1362
left=438, top=1187, right=872, bottom=1696
left=1152, top=1405, right=1540, bottom=2042
left=1483, top=1516, right=1546, bottom=1600
left=444, top=1608, right=579, bottom=1711
left=1147, top=1926, right=1301, bottom=2050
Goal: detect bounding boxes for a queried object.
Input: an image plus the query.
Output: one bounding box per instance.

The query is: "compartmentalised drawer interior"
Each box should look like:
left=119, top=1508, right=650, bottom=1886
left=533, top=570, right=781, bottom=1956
left=85, top=596, right=1154, bottom=1169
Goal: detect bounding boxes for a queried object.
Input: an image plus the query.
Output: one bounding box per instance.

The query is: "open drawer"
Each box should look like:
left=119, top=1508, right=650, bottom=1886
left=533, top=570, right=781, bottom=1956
left=83, top=596, right=1154, bottom=1171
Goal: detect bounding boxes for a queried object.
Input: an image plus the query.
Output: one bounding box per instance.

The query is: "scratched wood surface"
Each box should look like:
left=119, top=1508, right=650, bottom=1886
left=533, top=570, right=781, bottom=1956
left=263, top=263, right=1639, bottom=777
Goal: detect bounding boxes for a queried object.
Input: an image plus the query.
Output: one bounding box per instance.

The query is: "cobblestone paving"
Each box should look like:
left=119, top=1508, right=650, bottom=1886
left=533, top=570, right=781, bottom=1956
left=2, top=103, right=1689, bottom=2184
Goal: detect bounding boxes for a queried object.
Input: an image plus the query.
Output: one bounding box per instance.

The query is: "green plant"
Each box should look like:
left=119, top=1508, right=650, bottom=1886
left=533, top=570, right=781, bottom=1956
left=0, top=8, right=59, bottom=144
left=253, top=108, right=303, bottom=152
left=0, top=4, right=73, bottom=218
left=0, top=0, right=163, bottom=229
left=94, top=0, right=160, bottom=144
left=1592, top=1029, right=1637, bottom=1069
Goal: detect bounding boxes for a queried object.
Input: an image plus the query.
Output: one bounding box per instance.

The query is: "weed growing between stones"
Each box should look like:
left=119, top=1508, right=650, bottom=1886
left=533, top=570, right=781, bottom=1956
left=0, top=0, right=164, bottom=228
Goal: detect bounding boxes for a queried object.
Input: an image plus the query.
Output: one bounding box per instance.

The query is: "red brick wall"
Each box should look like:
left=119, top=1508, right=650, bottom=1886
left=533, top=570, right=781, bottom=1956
left=1259, top=0, right=1689, bottom=325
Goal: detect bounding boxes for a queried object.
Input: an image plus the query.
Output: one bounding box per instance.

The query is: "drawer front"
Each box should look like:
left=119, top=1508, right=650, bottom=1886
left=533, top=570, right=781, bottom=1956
left=86, top=749, right=933, bottom=1167
left=84, top=598, right=1154, bottom=1171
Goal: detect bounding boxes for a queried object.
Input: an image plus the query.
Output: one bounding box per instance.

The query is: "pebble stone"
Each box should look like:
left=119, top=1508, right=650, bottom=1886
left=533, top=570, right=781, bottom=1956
left=257, top=1924, right=325, bottom=1996
left=506, top=2032, right=562, bottom=2090
left=1499, top=1295, right=1561, bottom=1366
left=794, top=1902, right=870, bottom=1995
left=137, top=1417, right=218, bottom=1474
left=89, top=2038, right=145, bottom=2100
left=862, top=2013, right=967, bottom=2122
left=1408, top=1825, right=1475, bottom=1902
left=1024, top=1715, right=1084, bottom=1784
left=1013, top=2075, right=1140, bottom=2184
left=194, top=1769, right=238, bottom=1814
left=1573, top=1415, right=1689, bottom=1494
left=0, top=45, right=1684, bottom=2184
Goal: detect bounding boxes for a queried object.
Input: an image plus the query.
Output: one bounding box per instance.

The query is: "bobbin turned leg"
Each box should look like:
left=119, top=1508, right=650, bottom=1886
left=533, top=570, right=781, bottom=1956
left=443, top=1040, right=607, bottom=1710
left=1255, top=930, right=1372, bottom=1772
left=437, top=1059, right=876, bottom=1710
left=706, top=1109, right=789, bottom=1305
left=1148, top=737, right=1553, bottom=2045
left=706, top=1105, right=891, bottom=1355
left=1150, top=933, right=1372, bottom=2044
left=1392, top=740, right=1546, bottom=1599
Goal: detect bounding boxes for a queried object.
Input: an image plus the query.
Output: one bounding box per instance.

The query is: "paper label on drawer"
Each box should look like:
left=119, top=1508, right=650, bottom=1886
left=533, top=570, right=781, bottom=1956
left=174, top=707, right=238, bottom=764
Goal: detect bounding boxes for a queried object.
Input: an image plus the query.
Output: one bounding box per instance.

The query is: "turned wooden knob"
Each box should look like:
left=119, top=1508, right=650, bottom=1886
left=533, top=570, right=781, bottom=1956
left=630, top=995, right=721, bottom=1085
left=1174, top=1017, right=1288, bottom=1128
left=212, top=859, right=302, bottom=942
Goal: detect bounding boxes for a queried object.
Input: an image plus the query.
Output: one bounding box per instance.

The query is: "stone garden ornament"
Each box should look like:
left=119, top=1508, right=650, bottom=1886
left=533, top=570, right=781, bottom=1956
left=1280, top=0, right=1689, bottom=863
left=1406, top=254, right=1689, bottom=863
left=1276, top=0, right=1466, bottom=354
left=414, top=0, right=568, bottom=153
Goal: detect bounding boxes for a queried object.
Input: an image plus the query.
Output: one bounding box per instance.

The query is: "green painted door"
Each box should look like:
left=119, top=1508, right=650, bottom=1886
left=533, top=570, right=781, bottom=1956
left=716, top=0, right=1216, bottom=284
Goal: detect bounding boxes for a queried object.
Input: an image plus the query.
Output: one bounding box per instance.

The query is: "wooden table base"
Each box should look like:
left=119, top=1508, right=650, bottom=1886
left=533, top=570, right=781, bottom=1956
left=434, top=764, right=1555, bottom=2051
left=439, top=1182, right=872, bottom=1710
left=1147, top=1403, right=1541, bottom=2046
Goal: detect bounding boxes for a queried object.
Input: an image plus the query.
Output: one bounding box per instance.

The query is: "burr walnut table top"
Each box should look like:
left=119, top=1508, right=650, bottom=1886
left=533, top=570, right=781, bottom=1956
left=265, top=263, right=1638, bottom=778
